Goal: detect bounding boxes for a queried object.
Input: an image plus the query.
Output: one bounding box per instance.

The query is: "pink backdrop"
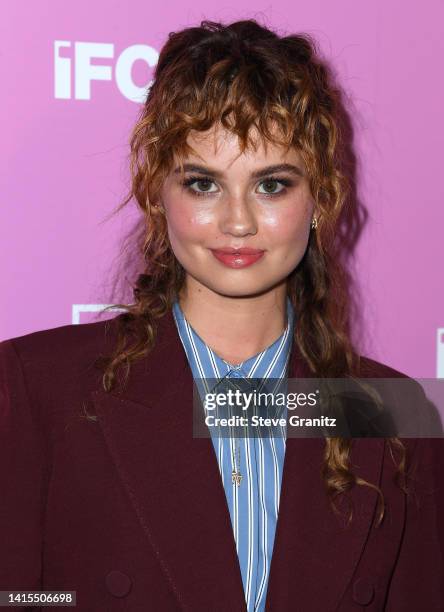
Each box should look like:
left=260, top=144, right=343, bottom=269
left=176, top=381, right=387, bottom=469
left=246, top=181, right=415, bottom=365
left=1, top=1, right=443, bottom=378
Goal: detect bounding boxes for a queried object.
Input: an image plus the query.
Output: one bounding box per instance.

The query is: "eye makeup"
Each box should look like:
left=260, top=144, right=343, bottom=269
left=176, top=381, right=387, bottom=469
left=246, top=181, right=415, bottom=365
left=180, top=174, right=296, bottom=198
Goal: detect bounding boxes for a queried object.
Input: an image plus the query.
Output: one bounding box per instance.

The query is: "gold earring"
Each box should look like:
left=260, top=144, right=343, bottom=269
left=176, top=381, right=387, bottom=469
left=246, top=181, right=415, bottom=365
left=311, top=216, right=318, bottom=229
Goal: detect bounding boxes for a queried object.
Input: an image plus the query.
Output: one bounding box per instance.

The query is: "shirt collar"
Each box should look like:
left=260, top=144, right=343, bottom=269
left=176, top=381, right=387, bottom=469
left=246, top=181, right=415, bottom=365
left=172, top=296, right=295, bottom=390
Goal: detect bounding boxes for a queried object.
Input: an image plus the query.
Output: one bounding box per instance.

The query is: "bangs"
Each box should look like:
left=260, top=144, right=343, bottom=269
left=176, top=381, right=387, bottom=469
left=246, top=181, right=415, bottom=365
left=156, top=64, right=301, bottom=180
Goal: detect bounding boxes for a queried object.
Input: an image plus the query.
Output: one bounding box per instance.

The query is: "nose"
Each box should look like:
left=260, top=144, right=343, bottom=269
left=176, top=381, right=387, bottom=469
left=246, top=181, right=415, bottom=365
left=219, top=195, right=258, bottom=238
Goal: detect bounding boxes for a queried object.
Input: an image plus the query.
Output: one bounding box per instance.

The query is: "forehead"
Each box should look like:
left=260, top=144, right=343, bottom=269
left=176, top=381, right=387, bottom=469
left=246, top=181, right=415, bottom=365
left=178, top=124, right=304, bottom=170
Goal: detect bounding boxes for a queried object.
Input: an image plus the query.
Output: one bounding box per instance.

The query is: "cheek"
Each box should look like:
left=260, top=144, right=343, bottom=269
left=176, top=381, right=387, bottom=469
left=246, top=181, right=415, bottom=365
left=166, top=199, right=216, bottom=243
left=188, top=204, right=216, bottom=227
left=260, top=203, right=310, bottom=242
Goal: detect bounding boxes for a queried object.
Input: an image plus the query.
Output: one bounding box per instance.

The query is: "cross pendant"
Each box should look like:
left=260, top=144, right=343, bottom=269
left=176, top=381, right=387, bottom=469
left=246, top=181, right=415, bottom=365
left=232, top=470, right=243, bottom=486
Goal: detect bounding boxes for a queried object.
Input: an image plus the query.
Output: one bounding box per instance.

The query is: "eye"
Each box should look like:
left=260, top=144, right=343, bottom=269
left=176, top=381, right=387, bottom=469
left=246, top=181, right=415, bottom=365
left=182, top=174, right=294, bottom=197
left=257, top=178, right=290, bottom=195
left=182, top=176, right=218, bottom=195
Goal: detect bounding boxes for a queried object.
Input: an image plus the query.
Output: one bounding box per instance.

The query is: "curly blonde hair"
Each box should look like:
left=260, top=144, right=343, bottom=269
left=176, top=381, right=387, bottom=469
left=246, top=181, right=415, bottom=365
left=96, top=19, right=406, bottom=525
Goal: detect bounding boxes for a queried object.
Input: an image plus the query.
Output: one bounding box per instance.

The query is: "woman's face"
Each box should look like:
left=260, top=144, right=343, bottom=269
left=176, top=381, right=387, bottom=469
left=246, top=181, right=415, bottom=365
left=159, top=126, right=315, bottom=299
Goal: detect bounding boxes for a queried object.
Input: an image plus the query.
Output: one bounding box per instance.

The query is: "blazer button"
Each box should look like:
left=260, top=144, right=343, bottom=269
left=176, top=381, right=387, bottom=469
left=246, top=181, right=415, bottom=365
left=352, top=577, right=375, bottom=606
left=105, top=570, right=132, bottom=597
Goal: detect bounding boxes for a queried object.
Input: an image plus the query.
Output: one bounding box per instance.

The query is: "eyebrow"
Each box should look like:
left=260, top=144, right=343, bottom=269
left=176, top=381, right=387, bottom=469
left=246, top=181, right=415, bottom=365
left=173, top=163, right=304, bottom=179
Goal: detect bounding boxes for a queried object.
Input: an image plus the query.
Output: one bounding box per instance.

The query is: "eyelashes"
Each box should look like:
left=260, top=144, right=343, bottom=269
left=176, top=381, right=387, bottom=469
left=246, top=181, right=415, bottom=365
left=181, top=175, right=295, bottom=198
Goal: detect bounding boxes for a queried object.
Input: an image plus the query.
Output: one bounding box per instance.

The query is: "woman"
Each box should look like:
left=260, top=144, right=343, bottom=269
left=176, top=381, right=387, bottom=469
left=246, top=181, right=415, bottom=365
left=0, top=19, right=443, bottom=612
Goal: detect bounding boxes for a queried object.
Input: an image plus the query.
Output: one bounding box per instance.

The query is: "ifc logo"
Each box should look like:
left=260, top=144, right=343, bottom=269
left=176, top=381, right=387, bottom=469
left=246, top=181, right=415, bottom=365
left=54, top=41, right=159, bottom=103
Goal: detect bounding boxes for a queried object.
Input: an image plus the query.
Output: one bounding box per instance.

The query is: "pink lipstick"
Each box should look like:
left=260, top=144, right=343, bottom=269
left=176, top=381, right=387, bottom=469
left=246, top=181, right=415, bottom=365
left=210, top=247, right=265, bottom=269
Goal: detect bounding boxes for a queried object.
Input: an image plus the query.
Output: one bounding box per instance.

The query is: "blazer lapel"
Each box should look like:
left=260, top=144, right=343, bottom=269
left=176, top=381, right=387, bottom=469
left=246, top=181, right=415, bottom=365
left=91, top=308, right=384, bottom=612
left=265, top=351, right=385, bottom=611
left=91, top=309, right=247, bottom=611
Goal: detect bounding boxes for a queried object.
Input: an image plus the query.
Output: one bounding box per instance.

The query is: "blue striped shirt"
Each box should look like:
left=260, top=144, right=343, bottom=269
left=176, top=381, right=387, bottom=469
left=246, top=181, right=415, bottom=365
left=172, top=297, right=295, bottom=611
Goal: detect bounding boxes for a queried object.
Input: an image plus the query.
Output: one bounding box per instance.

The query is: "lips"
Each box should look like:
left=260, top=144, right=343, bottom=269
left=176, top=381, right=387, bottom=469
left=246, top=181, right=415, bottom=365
left=210, top=247, right=265, bottom=269
left=212, top=247, right=264, bottom=255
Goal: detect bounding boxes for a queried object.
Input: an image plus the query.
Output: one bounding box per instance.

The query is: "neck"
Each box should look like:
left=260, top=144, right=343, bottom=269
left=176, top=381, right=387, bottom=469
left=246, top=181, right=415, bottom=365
left=177, top=277, right=289, bottom=365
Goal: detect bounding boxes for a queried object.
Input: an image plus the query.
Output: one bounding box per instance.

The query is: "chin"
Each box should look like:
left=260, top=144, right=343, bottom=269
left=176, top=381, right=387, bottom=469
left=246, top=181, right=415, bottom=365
left=198, top=276, right=282, bottom=299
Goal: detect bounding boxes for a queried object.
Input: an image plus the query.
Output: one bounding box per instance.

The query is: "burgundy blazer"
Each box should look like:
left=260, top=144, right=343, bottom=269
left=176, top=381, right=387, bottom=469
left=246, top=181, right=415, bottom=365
left=0, top=309, right=443, bottom=611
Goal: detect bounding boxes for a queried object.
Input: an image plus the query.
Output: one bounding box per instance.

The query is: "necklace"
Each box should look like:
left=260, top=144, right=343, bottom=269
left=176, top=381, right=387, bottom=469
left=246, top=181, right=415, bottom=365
left=231, top=437, right=242, bottom=486
left=216, top=366, right=246, bottom=487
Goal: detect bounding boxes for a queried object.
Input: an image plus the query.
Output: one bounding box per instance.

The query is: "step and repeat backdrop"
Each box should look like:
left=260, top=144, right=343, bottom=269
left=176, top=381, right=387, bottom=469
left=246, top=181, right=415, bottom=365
left=1, top=1, right=443, bottom=377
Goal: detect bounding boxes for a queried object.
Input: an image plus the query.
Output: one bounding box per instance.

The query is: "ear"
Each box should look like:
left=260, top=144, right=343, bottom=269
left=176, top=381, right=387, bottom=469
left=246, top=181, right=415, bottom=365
left=151, top=200, right=165, bottom=212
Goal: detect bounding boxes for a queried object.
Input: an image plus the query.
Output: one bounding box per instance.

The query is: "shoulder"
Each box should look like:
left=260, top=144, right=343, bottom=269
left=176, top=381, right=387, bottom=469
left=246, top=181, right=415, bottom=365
left=0, top=318, right=121, bottom=410
left=351, top=355, right=442, bottom=453
left=357, top=354, right=409, bottom=379
left=0, top=309, right=180, bottom=394
left=357, top=359, right=444, bottom=490
left=1, top=317, right=117, bottom=372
